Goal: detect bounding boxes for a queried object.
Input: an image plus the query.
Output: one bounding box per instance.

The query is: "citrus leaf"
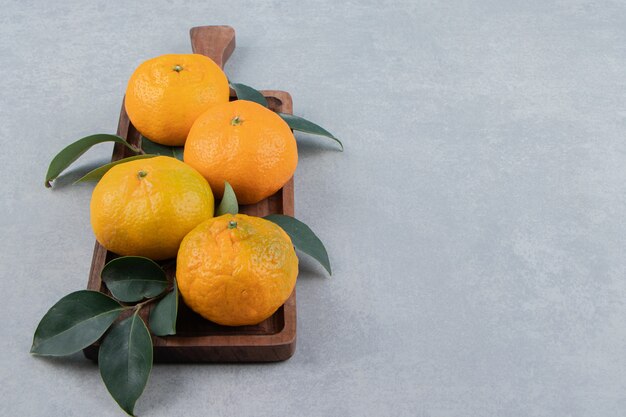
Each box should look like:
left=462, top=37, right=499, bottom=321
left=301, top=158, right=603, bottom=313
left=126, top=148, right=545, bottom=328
left=30, top=290, right=123, bottom=356
left=216, top=181, right=238, bottom=215
left=264, top=214, right=332, bottom=275
left=230, top=82, right=268, bottom=107
left=45, top=134, right=140, bottom=187
left=101, top=257, right=168, bottom=303
left=278, top=113, right=343, bottom=151
left=172, top=147, right=184, bottom=161
left=140, top=136, right=184, bottom=161
left=149, top=281, right=178, bottom=336
left=74, top=154, right=157, bottom=183
left=99, top=313, right=152, bottom=417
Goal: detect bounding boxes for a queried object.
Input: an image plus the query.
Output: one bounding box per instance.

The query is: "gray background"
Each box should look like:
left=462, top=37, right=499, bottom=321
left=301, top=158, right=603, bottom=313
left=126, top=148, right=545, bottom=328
left=1, top=0, right=625, bottom=416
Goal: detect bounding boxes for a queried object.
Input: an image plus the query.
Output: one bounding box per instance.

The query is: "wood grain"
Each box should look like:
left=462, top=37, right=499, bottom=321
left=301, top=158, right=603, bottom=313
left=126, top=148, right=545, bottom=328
left=83, top=26, right=297, bottom=363
left=190, top=25, right=236, bottom=69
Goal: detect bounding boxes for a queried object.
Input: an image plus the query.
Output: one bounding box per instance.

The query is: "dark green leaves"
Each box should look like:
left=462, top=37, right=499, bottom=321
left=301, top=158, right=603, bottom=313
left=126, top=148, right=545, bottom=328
left=32, top=256, right=177, bottom=415
left=230, top=82, right=268, bottom=107
left=216, top=181, right=239, bottom=215
left=140, top=136, right=184, bottom=161
left=279, top=113, right=343, bottom=150
left=101, top=257, right=168, bottom=303
left=265, top=214, right=332, bottom=275
left=30, top=291, right=123, bottom=356
left=99, top=313, right=153, bottom=416
left=45, top=134, right=141, bottom=187
left=149, top=281, right=178, bottom=336
left=75, top=154, right=156, bottom=183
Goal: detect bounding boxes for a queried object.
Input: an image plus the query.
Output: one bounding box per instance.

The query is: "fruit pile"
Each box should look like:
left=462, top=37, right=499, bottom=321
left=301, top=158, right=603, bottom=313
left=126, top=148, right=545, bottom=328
left=33, top=37, right=340, bottom=416
left=93, top=52, right=321, bottom=326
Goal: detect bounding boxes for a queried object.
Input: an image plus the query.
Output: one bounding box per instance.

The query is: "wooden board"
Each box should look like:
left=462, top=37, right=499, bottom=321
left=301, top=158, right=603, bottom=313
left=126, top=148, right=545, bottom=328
left=83, top=26, right=297, bottom=363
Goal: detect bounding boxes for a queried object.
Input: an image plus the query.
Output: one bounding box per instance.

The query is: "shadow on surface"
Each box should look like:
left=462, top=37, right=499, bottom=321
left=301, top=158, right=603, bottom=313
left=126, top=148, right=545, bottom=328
left=49, top=159, right=110, bottom=189
left=296, top=253, right=331, bottom=279
left=295, top=134, right=344, bottom=157
left=31, top=351, right=95, bottom=371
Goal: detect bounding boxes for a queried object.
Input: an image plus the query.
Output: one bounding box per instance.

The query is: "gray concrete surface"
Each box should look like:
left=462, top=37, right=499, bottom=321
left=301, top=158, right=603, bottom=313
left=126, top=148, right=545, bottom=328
left=1, top=0, right=626, bottom=416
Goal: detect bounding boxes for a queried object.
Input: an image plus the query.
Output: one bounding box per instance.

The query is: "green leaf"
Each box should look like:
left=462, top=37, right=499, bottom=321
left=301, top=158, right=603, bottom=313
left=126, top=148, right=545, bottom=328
left=278, top=113, right=343, bottom=151
left=172, top=147, right=184, bottom=161
left=99, top=313, right=152, bottom=416
left=101, top=256, right=168, bottom=303
left=216, top=181, right=239, bottom=215
left=264, top=214, right=332, bottom=275
left=45, top=134, right=140, bottom=187
left=140, top=136, right=184, bottom=161
left=149, top=280, right=178, bottom=336
left=230, top=82, right=268, bottom=107
left=30, top=290, right=123, bottom=356
left=74, top=154, right=157, bottom=183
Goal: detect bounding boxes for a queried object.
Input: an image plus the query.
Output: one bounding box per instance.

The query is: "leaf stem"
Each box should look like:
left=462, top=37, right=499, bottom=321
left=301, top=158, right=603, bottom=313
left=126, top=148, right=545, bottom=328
left=132, top=289, right=171, bottom=312
left=130, top=145, right=146, bottom=155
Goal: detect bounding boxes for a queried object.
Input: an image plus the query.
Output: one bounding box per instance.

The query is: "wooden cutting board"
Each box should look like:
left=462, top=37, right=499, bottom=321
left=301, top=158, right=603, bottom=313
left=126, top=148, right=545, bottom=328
left=83, top=25, right=297, bottom=363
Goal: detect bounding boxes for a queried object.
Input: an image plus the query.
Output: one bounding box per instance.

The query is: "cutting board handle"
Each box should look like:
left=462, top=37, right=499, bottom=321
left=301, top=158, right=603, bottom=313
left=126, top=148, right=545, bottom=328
left=189, top=25, right=236, bottom=69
